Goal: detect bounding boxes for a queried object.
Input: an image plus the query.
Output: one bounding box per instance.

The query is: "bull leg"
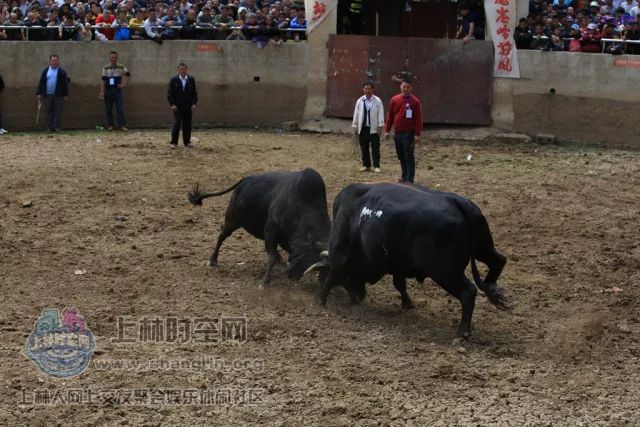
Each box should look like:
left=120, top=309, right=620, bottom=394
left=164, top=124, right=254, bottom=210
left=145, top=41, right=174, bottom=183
left=209, top=220, right=240, bottom=268
left=347, top=280, right=366, bottom=305
left=261, top=225, right=279, bottom=288
left=439, top=275, right=477, bottom=343
left=319, top=281, right=333, bottom=306
left=393, top=275, right=414, bottom=310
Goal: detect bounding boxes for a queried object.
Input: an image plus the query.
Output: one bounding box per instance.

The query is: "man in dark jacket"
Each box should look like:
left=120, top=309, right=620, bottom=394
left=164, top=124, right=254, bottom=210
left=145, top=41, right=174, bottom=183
left=167, top=63, right=198, bottom=148
left=36, top=55, right=69, bottom=132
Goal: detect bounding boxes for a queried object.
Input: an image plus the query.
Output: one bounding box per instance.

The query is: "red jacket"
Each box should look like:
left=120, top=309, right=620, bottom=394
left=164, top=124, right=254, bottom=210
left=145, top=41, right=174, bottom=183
left=96, top=14, right=116, bottom=40
left=385, top=93, right=423, bottom=137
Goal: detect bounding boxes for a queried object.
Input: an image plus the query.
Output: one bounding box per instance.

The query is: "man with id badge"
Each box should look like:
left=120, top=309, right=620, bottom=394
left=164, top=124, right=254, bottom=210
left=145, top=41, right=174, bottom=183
left=99, top=51, right=131, bottom=131
left=384, top=78, right=423, bottom=184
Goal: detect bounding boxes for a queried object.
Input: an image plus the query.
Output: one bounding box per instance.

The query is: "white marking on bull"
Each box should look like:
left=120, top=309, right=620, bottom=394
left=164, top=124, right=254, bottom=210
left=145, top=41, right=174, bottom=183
left=359, top=206, right=383, bottom=224
left=360, top=207, right=373, bottom=218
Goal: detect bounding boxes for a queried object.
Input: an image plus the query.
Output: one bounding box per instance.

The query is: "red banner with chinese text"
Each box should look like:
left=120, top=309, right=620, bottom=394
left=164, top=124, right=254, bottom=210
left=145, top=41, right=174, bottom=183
left=304, top=0, right=337, bottom=33
left=485, top=0, right=520, bottom=78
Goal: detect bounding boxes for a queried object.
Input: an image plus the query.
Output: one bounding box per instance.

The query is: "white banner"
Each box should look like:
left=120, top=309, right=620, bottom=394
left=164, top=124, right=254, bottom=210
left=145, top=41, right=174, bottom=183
left=485, top=0, right=520, bottom=78
left=304, top=0, right=337, bottom=34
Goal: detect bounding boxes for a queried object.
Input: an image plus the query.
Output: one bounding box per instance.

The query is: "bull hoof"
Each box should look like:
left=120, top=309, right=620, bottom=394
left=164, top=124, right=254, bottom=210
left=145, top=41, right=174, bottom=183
left=401, top=302, right=415, bottom=310
left=258, top=283, right=265, bottom=291
left=207, top=259, right=218, bottom=268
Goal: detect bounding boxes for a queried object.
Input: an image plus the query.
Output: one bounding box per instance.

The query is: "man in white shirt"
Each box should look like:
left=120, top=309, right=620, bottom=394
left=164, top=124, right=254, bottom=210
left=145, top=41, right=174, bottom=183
left=144, top=8, right=163, bottom=44
left=352, top=81, right=385, bottom=173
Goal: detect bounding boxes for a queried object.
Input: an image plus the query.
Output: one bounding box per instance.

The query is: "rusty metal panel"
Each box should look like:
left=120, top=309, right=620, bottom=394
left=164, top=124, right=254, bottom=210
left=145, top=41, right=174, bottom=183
left=326, top=35, right=494, bottom=126
left=325, top=35, right=370, bottom=119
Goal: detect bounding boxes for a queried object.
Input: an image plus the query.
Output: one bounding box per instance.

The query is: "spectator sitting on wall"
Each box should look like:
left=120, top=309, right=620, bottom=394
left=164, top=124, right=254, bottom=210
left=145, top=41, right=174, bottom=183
left=59, top=12, right=84, bottom=40
left=626, top=20, right=640, bottom=52
left=112, top=10, right=131, bottom=39
left=96, top=7, right=115, bottom=39
left=129, top=9, right=146, bottom=39
left=226, top=18, right=246, bottom=39
left=567, top=23, right=583, bottom=50
left=456, top=3, right=485, bottom=43
left=180, top=8, right=198, bottom=38
left=607, top=26, right=626, bottom=52
left=545, top=25, right=566, bottom=49
left=214, top=5, right=233, bottom=31
left=196, top=6, right=216, bottom=39
left=160, top=5, right=181, bottom=39
left=143, top=7, right=163, bottom=43
left=265, top=14, right=283, bottom=44
left=4, top=12, right=25, bottom=40
left=241, top=12, right=259, bottom=38
left=530, top=23, right=547, bottom=48
left=561, top=15, right=575, bottom=35
left=23, top=7, right=47, bottom=40
left=514, top=17, right=532, bottom=49
left=580, top=22, right=602, bottom=51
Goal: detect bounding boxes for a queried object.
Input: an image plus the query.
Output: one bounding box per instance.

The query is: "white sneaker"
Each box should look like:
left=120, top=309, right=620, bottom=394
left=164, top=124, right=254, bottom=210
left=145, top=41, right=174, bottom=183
left=359, top=166, right=370, bottom=172
left=374, top=167, right=381, bottom=173
left=0, top=128, right=7, bottom=134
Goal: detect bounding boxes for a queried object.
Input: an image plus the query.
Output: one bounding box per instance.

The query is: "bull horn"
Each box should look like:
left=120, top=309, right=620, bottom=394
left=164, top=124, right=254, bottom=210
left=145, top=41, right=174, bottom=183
left=320, top=251, right=329, bottom=257
left=303, top=260, right=329, bottom=276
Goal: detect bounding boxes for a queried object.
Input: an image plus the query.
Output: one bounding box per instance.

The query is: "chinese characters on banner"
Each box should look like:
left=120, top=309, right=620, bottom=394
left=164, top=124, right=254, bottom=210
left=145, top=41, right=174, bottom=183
left=304, top=0, right=337, bottom=33
left=485, top=0, right=520, bottom=78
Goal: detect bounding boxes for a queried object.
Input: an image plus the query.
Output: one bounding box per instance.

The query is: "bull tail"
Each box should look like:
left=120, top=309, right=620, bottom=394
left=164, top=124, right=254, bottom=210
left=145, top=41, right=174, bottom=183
left=188, top=180, right=243, bottom=206
left=454, top=198, right=512, bottom=311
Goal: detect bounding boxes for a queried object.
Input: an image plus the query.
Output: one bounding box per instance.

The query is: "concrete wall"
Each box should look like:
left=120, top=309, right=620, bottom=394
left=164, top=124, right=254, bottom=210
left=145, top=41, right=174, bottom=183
left=493, top=50, right=640, bottom=147
left=0, top=41, right=309, bottom=130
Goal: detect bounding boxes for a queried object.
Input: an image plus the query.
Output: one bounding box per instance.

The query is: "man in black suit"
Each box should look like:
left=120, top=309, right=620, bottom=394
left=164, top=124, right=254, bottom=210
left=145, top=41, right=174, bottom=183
left=36, top=54, right=70, bottom=132
left=167, top=63, right=198, bottom=148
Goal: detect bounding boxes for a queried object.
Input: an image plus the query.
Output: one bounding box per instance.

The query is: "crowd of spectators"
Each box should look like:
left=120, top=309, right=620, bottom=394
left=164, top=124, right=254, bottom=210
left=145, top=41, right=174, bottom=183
left=0, top=0, right=308, bottom=44
left=515, top=0, right=640, bottom=53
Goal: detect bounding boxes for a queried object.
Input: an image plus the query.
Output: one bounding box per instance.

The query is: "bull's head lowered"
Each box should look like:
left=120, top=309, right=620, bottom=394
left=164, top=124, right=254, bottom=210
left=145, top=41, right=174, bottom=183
left=303, top=251, right=366, bottom=305
left=286, top=233, right=329, bottom=281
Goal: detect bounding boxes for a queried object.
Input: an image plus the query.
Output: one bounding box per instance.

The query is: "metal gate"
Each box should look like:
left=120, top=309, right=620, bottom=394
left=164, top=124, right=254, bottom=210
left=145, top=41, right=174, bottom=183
left=326, top=35, right=494, bottom=126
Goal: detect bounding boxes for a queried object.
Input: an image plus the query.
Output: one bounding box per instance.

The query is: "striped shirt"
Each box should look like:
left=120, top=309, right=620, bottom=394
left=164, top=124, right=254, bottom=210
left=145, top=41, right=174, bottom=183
left=101, top=63, right=130, bottom=89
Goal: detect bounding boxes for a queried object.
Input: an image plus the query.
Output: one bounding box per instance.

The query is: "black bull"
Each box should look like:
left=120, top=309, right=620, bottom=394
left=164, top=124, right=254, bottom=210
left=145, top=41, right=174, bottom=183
left=305, top=182, right=510, bottom=340
left=188, top=168, right=331, bottom=285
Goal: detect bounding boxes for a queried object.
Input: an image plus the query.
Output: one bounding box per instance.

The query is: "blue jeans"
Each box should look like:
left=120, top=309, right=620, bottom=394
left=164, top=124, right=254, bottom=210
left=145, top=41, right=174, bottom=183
left=104, top=89, right=126, bottom=128
left=394, top=131, right=415, bottom=182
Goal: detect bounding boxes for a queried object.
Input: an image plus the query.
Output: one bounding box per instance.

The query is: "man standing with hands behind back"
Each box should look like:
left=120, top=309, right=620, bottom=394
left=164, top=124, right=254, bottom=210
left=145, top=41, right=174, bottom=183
left=384, top=78, right=423, bottom=183
left=167, top=63, right=198, bottom=148
left=352, top=81, right=385, bottom=173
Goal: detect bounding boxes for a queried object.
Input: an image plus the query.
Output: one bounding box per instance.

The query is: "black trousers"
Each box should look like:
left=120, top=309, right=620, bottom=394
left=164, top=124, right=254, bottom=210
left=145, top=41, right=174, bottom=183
left=359, top=126, right=380, bottom=168
left=171, top=106, right=192, bottom=145
left=394, top=131, right=416, bottom=183
left=44, top=95, right=64, bottom=131
left=104, top=88, right=126, bottom=128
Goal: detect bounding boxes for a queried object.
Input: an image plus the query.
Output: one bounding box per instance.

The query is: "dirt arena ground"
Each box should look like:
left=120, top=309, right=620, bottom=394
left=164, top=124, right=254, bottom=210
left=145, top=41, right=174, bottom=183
left=0, top=129, right=639, bottom=426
